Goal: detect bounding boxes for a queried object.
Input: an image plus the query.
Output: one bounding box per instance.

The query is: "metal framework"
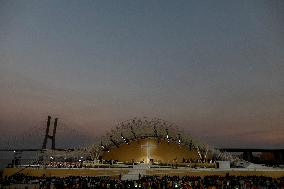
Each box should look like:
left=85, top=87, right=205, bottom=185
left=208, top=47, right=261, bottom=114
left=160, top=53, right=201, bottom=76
left=81, top=117, right=216, bottom=161
left=97, top=117, right=203, bottom=151
left=43, top=117, right=243, bottom=164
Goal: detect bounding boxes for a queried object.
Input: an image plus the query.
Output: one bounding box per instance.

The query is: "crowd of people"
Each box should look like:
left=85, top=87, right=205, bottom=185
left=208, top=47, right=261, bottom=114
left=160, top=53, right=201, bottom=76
left=46, top=162, right=82, bottom=169
left=1, top=173, right=284, bottom=189
left=10, top=159, right=217, bottom=169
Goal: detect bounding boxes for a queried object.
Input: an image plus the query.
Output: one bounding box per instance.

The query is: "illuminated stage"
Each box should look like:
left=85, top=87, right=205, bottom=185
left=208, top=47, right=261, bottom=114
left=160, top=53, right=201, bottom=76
left=3, top=117, right=284, bottom=179
left=102, top=138, right=200, bottom=164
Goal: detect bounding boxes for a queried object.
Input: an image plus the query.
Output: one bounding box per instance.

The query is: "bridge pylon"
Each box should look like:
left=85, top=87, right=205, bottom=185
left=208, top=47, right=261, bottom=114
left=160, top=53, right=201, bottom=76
left=42, top=116, right=58, bottom=150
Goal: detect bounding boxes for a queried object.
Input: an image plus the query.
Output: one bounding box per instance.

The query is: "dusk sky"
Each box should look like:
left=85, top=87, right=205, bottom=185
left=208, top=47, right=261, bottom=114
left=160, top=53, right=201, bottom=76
left=0, top=0, right=283, bottom=149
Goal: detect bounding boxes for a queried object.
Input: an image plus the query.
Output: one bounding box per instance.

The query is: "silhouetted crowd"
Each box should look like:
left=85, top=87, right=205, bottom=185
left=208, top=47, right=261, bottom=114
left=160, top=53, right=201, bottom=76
left=1, top=173, right=284, bottom=189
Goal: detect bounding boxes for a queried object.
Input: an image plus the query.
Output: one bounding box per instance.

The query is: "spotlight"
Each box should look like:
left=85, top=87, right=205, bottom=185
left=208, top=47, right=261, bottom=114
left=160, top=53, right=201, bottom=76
left=101, top=141, right=105, bottom=149
left=178, top=134, right=181, bottom=145
left=121, top=133, right=129, bottom=144
left=166, top=129, right=170, bottom=143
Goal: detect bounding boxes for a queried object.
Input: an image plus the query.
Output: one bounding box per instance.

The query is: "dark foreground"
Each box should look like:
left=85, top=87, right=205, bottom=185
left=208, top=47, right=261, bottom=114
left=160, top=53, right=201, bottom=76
left=1, top=173, right=284, bottom=189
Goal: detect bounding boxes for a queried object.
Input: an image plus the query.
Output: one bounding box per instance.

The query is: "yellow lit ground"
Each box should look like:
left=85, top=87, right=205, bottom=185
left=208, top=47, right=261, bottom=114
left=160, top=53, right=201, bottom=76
left=102, top=138, right=199, bottom=163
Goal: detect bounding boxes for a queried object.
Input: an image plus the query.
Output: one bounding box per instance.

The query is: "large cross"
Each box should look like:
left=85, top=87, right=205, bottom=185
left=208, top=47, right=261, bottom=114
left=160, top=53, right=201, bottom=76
left=141, top=141, right=157, bottom=163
